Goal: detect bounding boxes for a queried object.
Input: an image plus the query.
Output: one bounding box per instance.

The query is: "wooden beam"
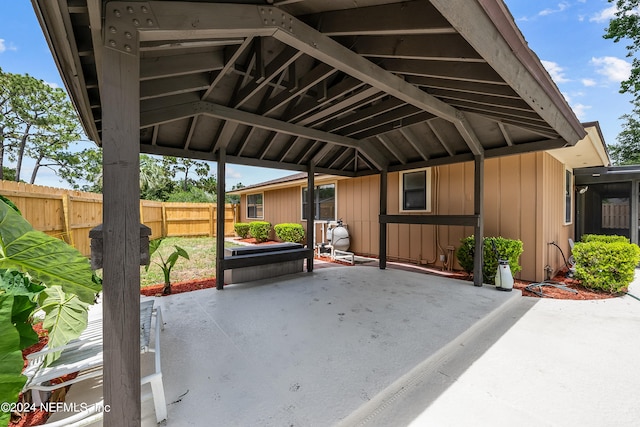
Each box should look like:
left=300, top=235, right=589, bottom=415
left=429, top=0, right=584, bottom=144
left=428, top=121, right=455, bottom=156
left=498, top=122, right=514, bottom=146
left=139, top=52, right=224, bottom=80
left=399, top=127, right=430, bottom=161
left=377, top=135, right=407, bottom=165
left=337, top=34, right=483, bottom=62
left=380, top=214, right=479, bottom=226
left=307, top=164, right=315, bottom=272
left=473, top=154, right=484, bottom=287
left=202, top=37, right=254, bottom=101
left=379, top=168, right=387, bottom=270
left=306, top=1, right=454, bottom=36
left=101, top=45, right=141, bottom=426
left=216, top=148, right=226, bottom=289
left=140, top=74, right=211, bottom=100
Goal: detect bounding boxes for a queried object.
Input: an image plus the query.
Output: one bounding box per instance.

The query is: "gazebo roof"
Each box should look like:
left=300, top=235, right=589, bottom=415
left=32, top=0, right=585, bottom=176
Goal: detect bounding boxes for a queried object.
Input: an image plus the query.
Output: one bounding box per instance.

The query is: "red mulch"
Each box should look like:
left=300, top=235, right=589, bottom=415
left=140, top=277, right=218, bottom=296
left=513, top=274, right=619, bottom=300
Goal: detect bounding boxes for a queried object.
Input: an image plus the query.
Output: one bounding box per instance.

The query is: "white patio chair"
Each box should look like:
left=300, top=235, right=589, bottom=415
left=22, top=299, right=167, bottom=424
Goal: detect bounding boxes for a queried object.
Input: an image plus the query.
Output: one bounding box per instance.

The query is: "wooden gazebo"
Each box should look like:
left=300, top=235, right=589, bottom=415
left=31, top=1, right=585, bottom=424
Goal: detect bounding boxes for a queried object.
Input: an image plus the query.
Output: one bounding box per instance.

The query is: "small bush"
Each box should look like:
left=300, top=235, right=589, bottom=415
left=249, top=221, right=271, bottom=243
left=572, top=239, right=640, bottom=293
left=274, top=223, right=305, bottom=243
left=457, top=236, right=523, bottom=285
left=234, top=222, right=251, bottom=238
left=581, top=234, right=630, bottom=244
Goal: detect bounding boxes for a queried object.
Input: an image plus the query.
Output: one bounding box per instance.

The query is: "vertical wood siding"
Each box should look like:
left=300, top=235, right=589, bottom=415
left=237, top=152, right=573, bottom=282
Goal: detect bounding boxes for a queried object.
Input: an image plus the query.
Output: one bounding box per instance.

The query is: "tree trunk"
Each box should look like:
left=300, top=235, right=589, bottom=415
left=15, top=123, right=31, bottom=182
left=30, top=154, right=44, bottom=184
left=0, top=127, right=4, bottom=181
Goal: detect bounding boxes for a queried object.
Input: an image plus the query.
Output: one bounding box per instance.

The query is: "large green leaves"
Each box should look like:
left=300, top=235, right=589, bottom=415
left=39, top=286, right=89, bottom=366
left=0, top=200, right=100, bottom=304
left=0, top=295, right=28, bottom=426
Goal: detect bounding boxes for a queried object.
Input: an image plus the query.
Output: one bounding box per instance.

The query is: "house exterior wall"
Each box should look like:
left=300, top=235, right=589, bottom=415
left=236, top=152, right=573, bottom=282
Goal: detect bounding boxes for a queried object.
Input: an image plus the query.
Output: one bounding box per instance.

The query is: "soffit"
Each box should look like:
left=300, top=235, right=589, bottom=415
left=32, top=0, right=586, bottom=176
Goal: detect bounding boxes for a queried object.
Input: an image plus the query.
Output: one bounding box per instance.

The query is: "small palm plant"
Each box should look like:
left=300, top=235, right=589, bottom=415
left=146, top=239, right=190, bottom=295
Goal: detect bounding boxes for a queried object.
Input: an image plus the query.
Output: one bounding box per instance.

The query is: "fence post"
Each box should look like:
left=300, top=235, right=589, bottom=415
left=62, top=193, right=74, bottom=246
left=210, top=204, right=215, bottom=237
left=161, top=203, right=167, bottom=238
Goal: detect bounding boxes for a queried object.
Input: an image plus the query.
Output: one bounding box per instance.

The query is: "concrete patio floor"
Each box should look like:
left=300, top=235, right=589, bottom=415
left=48, top=264, right=640, bottom=426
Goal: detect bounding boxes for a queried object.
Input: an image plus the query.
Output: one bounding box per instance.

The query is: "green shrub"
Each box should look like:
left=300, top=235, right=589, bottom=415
left=572, top=240, right=640, bottom=293
left=274, top=223, right=305, bottom=243
left=234, top=222, right=251, bottom=238
left=457, top=236, right=523, bottom=285
left=581, top=234, right=630, bottom=244
left=249, top=221, right=271, bottom=243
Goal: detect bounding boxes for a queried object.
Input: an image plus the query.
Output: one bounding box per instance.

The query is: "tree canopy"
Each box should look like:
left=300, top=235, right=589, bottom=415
left=0, top=68, right=85, bottom=184
left=604, top=1, right=640, bottom=164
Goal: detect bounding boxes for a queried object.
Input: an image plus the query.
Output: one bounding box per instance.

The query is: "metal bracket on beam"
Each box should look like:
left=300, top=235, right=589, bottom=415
left=258, top=6, right=295, bottom=35
left=103, top=2, right=157, bottom=55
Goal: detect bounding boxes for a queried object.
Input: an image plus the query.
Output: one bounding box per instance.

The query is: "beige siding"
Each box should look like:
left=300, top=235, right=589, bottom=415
left=239, top=151, right=574, bottom=282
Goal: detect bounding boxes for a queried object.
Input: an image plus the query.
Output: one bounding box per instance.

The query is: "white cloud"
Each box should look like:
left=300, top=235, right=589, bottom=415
left=571, top=103, right=591, bottom=120
left=539, top=2, right=570, bottom=17
left=0, top=38, right=17, bottom=53
left=44, top=81, right=60, bottom=89
left=541, top=60, right=570, bottom=83
left=581, top=78, right=597, bottom=87
left=590, top=5, right=618, bottom=22
left=591, top=56, right=632, bottom=82
left=226, top=166, right=242, bottom=180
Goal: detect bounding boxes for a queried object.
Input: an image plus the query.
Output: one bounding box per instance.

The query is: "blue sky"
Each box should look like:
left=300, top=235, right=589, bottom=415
left=0, top=0, right=634, bottom=189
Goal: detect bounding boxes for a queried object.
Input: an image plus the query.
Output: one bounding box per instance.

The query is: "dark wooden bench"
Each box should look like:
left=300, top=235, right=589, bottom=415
left=223, top=242, right=313, bottom=283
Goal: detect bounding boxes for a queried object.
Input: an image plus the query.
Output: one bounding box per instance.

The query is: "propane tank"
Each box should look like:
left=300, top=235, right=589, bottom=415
left=328, top=219, right=350, bottom=251
left=495, top=259, right=514, bottom=291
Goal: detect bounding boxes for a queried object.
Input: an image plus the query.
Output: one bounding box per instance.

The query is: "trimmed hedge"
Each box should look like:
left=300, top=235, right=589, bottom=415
left=572, top=238, right=640, bottom=293
left=581, top=234, right=630, bottom=244
left=457, top=236, right=523, bottom=285
left=274, top=223, right=305, bottom=243
left=249, top=221, right=271, bottom=243
left=234, top=222, right=251, bottom=239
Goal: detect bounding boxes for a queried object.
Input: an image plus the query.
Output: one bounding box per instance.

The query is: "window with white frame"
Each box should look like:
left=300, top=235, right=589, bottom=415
left=400, top=168, right=431, bottom=212
left=565, top=169, right=572, bottom=224
left=246, top=193, right=263, bottom=219
left=302, top=183, right=336, bottom=221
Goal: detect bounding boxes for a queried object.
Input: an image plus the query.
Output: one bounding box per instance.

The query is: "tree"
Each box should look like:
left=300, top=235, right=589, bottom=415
left=57, top=147, right=103, bottom=192
left=604, top=1, right=640, bottom=99
left=609, top=105, right=640, bottom=164
left=0, top=68, right=20, bottom=180
left=163, top=156, right=211, bottom=191
left=140, top=154, right=174, bottom=200
left=603, top=1, right=640, bottom=163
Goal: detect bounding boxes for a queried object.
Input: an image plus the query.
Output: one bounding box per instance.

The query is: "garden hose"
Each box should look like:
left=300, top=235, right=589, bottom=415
left=624, top=291, right=640, bottom=302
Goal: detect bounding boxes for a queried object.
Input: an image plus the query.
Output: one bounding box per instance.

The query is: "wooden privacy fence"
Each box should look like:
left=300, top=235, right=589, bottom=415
left=0, top=181, right=239, bottom=257
left=602, top=202, right=629, bottom=229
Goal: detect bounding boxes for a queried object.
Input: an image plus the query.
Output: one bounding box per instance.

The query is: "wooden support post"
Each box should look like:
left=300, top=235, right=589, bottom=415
left=307, top=163, right=315, bottom=272
left=101, top=47, right=141, bottom=425
left=473, top=154, right=485, bottom=287
left=216, top=148, right=226, bottom=289
left=379, top=168, right=388, bottom=269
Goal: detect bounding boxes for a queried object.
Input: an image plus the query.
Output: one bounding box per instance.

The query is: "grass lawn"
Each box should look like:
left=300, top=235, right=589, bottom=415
left=140, top=237, right=240, bottom=287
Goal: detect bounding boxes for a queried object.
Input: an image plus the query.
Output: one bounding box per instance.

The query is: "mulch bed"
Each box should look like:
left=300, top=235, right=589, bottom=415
left=140, top=277, right=218, bottom=296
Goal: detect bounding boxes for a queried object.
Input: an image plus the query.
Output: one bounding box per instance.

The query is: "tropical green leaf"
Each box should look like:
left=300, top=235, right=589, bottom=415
left=0, top=269, right=45, bottom=299
left=175, top=246, right=190, bottom=260
left=0, top=294, right=28, bottom=427
left=0, top=195, right=20, bottom=216
left=0, top=230, right=99, bottom=304
left=0, top=270, right=43, bottom=349
left=0, top=201, right=100, bottom=304
left=39, top=286, right=89, bottom=366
